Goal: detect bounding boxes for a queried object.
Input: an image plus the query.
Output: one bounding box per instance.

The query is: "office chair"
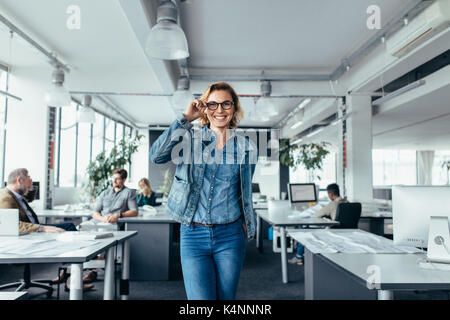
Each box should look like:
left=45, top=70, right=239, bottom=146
left=334, top=202, right=362, bottom=229
left=0, top=264, right=54, bottom=297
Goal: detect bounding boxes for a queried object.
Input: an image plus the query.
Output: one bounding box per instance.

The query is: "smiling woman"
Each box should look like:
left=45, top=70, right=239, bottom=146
left=149, top=81, right=257, bottom=300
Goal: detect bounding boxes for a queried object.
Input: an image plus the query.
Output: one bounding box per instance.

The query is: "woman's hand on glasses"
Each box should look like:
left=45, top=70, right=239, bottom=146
left=183, top=99, right=206, bottom=122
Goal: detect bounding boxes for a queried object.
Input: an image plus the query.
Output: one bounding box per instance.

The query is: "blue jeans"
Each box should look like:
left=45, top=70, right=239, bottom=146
left=296, top=243, right=304, bottom=258
left=180, top=217, right=246, bottom=300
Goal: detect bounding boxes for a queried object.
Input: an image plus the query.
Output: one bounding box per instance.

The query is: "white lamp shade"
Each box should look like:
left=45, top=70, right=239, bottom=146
left=77, top=107, right=96, bottom=123
left=45, top=85, right=71, bottom=107
left=171, top=89, right=194, bottom=114
left=256, top=97, right=278, bottom=116
left=146, top=21, right=189, bottom=60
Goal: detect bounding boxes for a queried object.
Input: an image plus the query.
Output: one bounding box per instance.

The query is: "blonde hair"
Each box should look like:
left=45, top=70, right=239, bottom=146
left=138, top=178, right=152, bottom=197
left=198, top=82, right=244, bottom=130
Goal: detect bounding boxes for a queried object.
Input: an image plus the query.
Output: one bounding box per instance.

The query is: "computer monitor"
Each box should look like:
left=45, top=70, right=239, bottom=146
left=392, top=185, right=450, bottom=248
left=252, top=183, right=260, bottom=193
left=288, top=183, right=317, bottom=204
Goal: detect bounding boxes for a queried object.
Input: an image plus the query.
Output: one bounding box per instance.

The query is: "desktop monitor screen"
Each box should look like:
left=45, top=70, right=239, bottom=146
left=288, top=183, right=317, bottom=203
left=392, top=185, right=450, bottom=248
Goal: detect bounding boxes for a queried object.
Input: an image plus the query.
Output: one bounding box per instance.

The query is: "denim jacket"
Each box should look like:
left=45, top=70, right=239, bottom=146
left=149, top=115, right=258, bottom=239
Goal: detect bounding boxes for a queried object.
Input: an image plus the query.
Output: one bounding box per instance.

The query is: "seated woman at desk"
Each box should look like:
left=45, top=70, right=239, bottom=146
left=137, top=178, right=156, bottom=207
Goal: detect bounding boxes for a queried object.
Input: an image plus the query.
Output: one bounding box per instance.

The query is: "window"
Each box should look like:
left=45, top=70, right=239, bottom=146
left=432, top=151, right=450, bottom=185
left=289, top=152, right=337, bottom=190
left=92, top=114, right=104, bottom=159
left=55, top=102, right=130, bottom=187
left=76, top=122, right=92, bottom=186
left=104, top=117, right=115, bottom=154
left=372, top=150, right=416, bottom=186
left=116, top=123, right=124, bottom=145
left=0, top=69, right=7, bottom=184
left=57, top=103, right=77, bottom=186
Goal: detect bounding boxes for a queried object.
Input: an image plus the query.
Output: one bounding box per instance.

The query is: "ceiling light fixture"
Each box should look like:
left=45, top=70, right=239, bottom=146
left=77, top=95, right=96, bottom=124
left=306, top=127, right=324, bottom=138
left=44, top=67, right=71, bottom=107
left=290, top=110, right=304, bottom=129
left=372, top=79, right=425, bottom=106
left=291, top=138, right=303, bottom=145
left=256, top=80, right=278, bottom=116
left=171, top=76, right=194, bottom=114
left=145, top=0, right=189, bottom=60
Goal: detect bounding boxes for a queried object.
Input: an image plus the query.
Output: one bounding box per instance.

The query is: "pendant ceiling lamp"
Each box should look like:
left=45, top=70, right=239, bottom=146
left=145, top=0, right=189, bottom=60
left=171, top=76, right=194, bottom=114
left=44, top=67, right=71, bottom=107
left=77, top=95, right=96, bottom=124
left=256, top=80, right=278, bottom=117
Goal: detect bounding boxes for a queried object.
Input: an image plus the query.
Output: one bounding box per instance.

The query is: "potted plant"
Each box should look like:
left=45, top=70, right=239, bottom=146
left=85, top=133, right=143, bottom=203
left=280, top=140, right=330, bottom=181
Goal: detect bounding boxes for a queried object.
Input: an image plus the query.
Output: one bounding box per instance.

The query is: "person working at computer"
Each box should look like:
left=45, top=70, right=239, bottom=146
left=288, top=183, right=346, bottom=265
left=137, top=178, right=157, bottom=207
left=0, top=168, right=76, bottom=233
left=149, top=81, right=257, bottom=300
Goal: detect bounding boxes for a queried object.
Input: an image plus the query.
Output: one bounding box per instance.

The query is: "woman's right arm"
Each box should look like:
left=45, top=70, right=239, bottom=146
left=148, top=115, right=193, bottom=164
left=149, top=99, right=206, bottom=164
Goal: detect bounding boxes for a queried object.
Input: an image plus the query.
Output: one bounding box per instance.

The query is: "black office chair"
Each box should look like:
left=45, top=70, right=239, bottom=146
left=0, top=264, right=54, bottom=297
left=333, top=202, right=362, bottom=229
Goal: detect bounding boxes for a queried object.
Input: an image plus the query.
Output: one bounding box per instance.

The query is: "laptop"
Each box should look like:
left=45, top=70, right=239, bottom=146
left=0, top=209, right=19, bottom=236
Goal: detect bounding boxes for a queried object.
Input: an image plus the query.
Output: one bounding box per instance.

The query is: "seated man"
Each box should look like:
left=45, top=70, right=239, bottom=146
left=86, top=168, right=138, bottom=282
left=288, top=183, right=347, bottom=265
left=0, top=168, right=76, bottom=233
left=92, top=168, right=138, bottom=223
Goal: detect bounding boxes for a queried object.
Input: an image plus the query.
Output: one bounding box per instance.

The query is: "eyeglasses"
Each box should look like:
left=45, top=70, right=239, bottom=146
left=206, top=100, right=234, bottom=111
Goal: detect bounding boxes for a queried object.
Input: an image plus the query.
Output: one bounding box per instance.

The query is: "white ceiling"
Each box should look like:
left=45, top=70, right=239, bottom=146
left=181, top=0, right=411, bottom=74
left=1, top=0, right=449, bottom=151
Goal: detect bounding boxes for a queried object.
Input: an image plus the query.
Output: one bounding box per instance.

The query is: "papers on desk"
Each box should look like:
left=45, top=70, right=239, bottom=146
left=57, top=231, right=113, bottom=241
left=288, top=204, right=323, bottom=219
left=289, top=230, right=423, bottom=254
left=0, top=238, right=101, bottom=256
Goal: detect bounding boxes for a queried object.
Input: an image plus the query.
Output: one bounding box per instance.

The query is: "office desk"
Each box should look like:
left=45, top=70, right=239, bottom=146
left=306, top=251, right=450, bottom=300
left=0, top=291, right=27, bottom=300
left=286, top=228, right=440, bottom=300
left=119, top=207, right=180, bottom=280
left=35, top=209, right=92, bottom=224
left=359, top=211, right=392, bottom=236
left=0, top=231, right=137, bottom=300
left=256, top=209, right=339, bottom=283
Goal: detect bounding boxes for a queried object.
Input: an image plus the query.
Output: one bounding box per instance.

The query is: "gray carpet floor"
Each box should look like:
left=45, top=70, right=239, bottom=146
left=0, top=239, right=448, bottom=300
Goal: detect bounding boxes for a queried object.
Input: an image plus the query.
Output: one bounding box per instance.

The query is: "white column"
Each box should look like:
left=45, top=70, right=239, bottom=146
left=344, top=95, right=373, bottom=202
left=336, top=99, right=345, bottom=190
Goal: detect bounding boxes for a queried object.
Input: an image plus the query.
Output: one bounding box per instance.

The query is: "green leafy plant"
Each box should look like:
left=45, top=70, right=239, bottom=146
left=85, top=134, right=143, bottom=202
left=280, top=140, right=330, bottom=180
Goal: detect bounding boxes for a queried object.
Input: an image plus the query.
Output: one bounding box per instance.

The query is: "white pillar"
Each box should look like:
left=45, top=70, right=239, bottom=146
left=344, top=95, right=373, bottom=202
left=336, top=99, right=345, bottom=190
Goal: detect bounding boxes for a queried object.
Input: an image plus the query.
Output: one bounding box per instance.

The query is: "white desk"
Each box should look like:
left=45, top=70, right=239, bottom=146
left=256, top=208, right=339, bottom=283
left=0, top=231, right=137, bottom=300
left=285, top=228, right=448, bottom=300
left=34, top=209, right=92, bottom=224
left=119, top=207, right=180, bottom=281
left=0, top=291, right=27, bottom=300
left=319, top=252, right=450, bottom=300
